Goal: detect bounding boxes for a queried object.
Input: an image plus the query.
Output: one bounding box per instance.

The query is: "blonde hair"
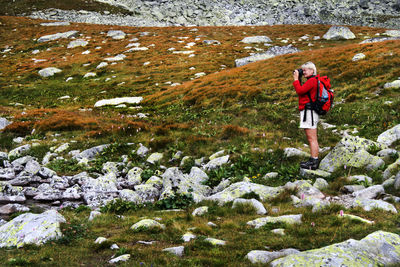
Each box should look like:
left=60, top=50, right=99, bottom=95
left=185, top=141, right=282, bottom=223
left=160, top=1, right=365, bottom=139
left=301, top=61, right=317, bottom=75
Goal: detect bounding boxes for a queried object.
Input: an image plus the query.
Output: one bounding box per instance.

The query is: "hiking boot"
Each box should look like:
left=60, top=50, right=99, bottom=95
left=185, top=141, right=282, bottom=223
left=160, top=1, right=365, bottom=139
left=300, top=158, right=319, bottom=170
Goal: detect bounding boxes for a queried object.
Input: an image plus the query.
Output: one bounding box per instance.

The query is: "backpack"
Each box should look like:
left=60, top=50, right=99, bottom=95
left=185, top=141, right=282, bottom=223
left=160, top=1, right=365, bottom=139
left=303, top=75, right=334, bottom=126
left=308, top=75, right=334, bottom=115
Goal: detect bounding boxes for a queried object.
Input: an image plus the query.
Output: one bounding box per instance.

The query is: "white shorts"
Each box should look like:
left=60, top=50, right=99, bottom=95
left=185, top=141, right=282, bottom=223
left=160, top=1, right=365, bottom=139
left=299, top=109, right=319, bottom=129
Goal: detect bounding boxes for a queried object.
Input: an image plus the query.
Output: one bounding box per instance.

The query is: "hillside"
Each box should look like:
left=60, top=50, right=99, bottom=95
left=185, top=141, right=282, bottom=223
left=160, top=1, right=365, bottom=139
left=0, top=14, right=400, bottom=266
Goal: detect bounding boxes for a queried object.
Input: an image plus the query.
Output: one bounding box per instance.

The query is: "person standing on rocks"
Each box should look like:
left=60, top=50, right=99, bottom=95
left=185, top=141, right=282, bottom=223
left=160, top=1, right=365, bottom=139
left=293, top=61, right=319, bottom=170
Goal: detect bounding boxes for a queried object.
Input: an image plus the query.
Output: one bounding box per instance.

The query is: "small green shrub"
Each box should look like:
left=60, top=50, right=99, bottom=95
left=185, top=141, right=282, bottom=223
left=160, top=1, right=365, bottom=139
left=57, top=220, right=88, bottom=245
left=156, top=193, right=194, bottom=210
left=100, top=198, right=147, bottom=214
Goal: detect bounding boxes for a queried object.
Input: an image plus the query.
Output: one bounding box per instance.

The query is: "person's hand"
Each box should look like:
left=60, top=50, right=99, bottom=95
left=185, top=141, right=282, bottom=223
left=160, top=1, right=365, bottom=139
left=293, top=70, right=299, bottom=81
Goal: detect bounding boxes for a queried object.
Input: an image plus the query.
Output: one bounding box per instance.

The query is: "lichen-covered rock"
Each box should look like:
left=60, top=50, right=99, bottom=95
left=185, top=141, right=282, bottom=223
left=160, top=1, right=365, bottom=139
left=383, top=158, right=400, bottom=180
left=136, top=143, right=149, bottom=157
left=283, top=147, right=309, bottom=158
left=203, top=155, right=229, bottom=171
left=134, top=184, right=160, bottom=202
left=73, top=144, right=109, bottom=161
left=300, top=169, right=331, bottom=179
left=160, top=167, right=211, bottom=203
left=232, top=198, right=267, bottom=215
left=123, top=167, right=143, bottom=188
left=8, top=145, right=31, bottom=159
left=377, top=148, right=398, bottom=162
left=246, top=249, right=300, bottom=264
left=319, top=135, right=386, bottom=173
left=0, top=118, right=12, bottom=130
left=0, top=210, right=66, bottom=248
left=313, top=178, right=329, bottom=190
left=338, top=213, right=374, bottom=224
left=205, top=182, right=283, bottom=205
left=294, top=197, right=330, bottom=213
left=145, top=175, right=163, bottom=190
left=131, top=219, right=165, bottom=231
left=247, top=214, right=302, bottom=229
left=119, top=189, right=142, bottom=203
left=162, top=246, right=184, bottom=257
left=0, top=182, right=26, bottom=202
left=285, top=180, right=325, bottom=199
left=270, top=231, right=400, bottom=266
left=346, top=175, right=372, bottom=185
left=146, top=153, right=163, bottom=164
left=322, top=26, right=356, bottom=40
left=377, top=124, right=400, bottom=147
left=352, top=198, right=397, bottom=213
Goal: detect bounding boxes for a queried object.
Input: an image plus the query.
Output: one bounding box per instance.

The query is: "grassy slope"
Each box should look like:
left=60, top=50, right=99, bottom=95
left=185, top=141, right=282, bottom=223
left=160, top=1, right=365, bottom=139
left=0, top=16, right=400, bottom=266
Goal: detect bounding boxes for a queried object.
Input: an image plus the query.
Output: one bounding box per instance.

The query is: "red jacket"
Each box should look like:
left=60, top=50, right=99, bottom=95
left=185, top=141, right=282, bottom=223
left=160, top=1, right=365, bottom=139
left=293, top=75, right=318, bottom=111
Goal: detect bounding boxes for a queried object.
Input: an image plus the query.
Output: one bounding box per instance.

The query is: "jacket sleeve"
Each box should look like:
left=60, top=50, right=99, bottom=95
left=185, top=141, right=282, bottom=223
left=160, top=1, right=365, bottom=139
left=293, top=78, right=316, bottom=96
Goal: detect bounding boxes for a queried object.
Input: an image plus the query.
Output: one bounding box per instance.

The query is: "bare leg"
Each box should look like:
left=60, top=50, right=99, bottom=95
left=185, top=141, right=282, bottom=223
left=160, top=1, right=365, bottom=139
left=304, top=128, right=319, bottom=158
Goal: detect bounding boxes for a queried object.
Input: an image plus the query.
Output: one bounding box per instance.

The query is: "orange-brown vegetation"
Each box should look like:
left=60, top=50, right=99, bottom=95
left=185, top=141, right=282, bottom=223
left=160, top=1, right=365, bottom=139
left=220, top=124, right=250, bottom=140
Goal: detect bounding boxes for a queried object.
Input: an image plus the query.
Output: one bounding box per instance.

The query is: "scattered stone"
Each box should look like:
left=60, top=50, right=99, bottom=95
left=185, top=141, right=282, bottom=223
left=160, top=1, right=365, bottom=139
left=89, top=211, right=101, bottom=221
left=94, top=97, right=143, bottom=107
left=67, top=39, right=88, bottom=49
left=384, top=80, right=400, bottom=89
left=284, top=147, right=309, bottom=158
left=104, top=54, right=126, bottom=61
left=131, top=219, right=166, bottom=231
left=203, top=155, right=229, bottom=171
left=162, top=246, right=184, bottom=257
left=235, top=45, right=299, bottom=67
left=360, top=37, right=400, bottom=44
left=37, top=31, right=78, bottom=42
left=247, top=214, right=302, bottom=229
left=338, top=213, right=374, bottom=224
left=323, top=26, right=356, bottom=40
left=0, top=204, right=30, bottom=215
left=0, top=118, right=11, bottom=130
left=182, top=232, right=196, bottom=242
left=107, top=30, right=126, bottom=40
left=300, top=169, right=331, bottom=179
left=263, top=172, right=279, bottom=180
left=38, top=67, right=62, bottom=77
left=241, top=36, right=272, bottom=43
left=271, top=228, right=285, bottom=236
left=385, top=30, right=400, bottom=37
left=40, top=22, right=70, bottom=26
left=203, top=40, right=221, bottom=45
left=147, top=153, right=163, bottom=164
left=204, top=237, right=226, bottom=246
left=84, top=72, right=96, bottom=78
left=95, top=237, right=108, bottom=244
left=109, top=254, right=130, bottom=264
left=313, top=178, right=329, bottom=190
left=232, top=198, right=267, bottom=215
left=352, top=198, right=397, bottom=213
left=192, top=206, right=208, bottom=216
left=378, top=124, right=400, bottom=146
left=352, top=53, right=366, bottom=61
left=352, top=185, right=384, bottom=199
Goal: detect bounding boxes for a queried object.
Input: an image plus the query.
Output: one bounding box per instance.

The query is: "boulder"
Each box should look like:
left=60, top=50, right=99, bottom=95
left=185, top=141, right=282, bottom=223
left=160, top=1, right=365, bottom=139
left=203, top=155, right=229, bottom=171
left=247, top=214, right=302, bottom=229
left=285, top=180, right=325, bottom=199
left=205, top=181, right=283, bottom=205
left=160, top=167, right=211, bottom=203
left=241, top=36, right=272, bottom=43
left=383, top=158, right=400, bottom=180
left=119, top=189, right=142, bottom=203
left=134, top=184, right=160, bottom=202
left=204, top=237, right=226, bottom=246
left=0, top=210, right=66, bottom=248
left=377, top=124, right=400, bottom=146
left=319, top=136, right=386, bottom=173
left=232, top=198, right=267, bottom=215
left=246, top=249, right=300, bottom=264
left=235, top=45, right=299, bottom=67
left=37, top=30, right=78, bottom=42
left=146, top=152, right=163, bottom=164
left=322, top=26, right=356, bottom=40
left=270, top=231, right=400, bottom=266
left=284, top=147, right=309, bottom=158
left=0, top=182, right=26, bottom=202
left=73, top=144, right=109, bottom=161
left=352, top=185, right=384, bottom=199
left=384, top=30, right=400, bottom=37
left=107, top=30, right=126, bottom=40
left=352, top=198, right=397, bottom=213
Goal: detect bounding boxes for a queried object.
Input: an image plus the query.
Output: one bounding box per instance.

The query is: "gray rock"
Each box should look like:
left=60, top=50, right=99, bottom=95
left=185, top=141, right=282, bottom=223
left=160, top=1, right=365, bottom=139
left=39, top=167, right=57, bottom=179
left=0, top=168, right=15, bottom=180
left=377, top=148, right=398, bottom=161
left=67, top=39, right=88, bottom=49
left=0, top=204, right=30, bottom=215
left=342, top=185, right=366, bottom=193
left=8, top=145, right=31, bottom=159
left=394, top=173, right=400, bottom=190
left=352, top=198, right=397, bottom=213
left=162, top=246, right=184, bottom=257
left=62, top=186, right=82, bottom=200
left=203, top=155, right=229, bottom=171
left=347, top=175, right=372, bottom=185
left=146, top=152, right=163, bottom=164
left=263, top=172, right=279, bottom=180
left=385, top=30, right=400, bottom=37
left=377, top=124, right=400, bottom=146
left=246, top=248, right=300, bottom=264
left=123, top=167, right=143, bottom=188
left=192, top=206, right=208, bottom=216
left=352, top=53, right=366, bottom=61
left=232, top=198, right=267, bottom=215
left=247, top=214, right=302, bottom=229
left=24, top=160, right=41, bottom=175
left=284, top=147, right=309, bottom=158
left=211, top=178, right=231, bottom=194
left=270, top=231, right=400, bottom=266
left=235, top=45, right=299, bottom=67
left=73, top=144, right=109, bottom=161
left=83, top=191, right=118, bottom=208
left=360, top=37, right=400, bottom=44
left=241, top=36, right=272, bottom=43
left=0, top=182, right=26, bottom=202
left=323, top=26, right=356, bottom=40
left=0, top=210, right=66, bottom=248
left=119, top=189, right=142, bottom=203
left=313, top=178, right=329, bottom=190
left=203, top=40, right=221, bottom=45
left=383, top=158, right=400, bottom=180
left=206, top=181, right=283, bottom=205
left=109, top=254, right=130, bottom=264
left=37, top=30, right=79, bottom=42
left=300, top=169, right=331, bottom=179
left=89, top=211, right=101, bottom=221
left=319, top=135, right=386, bottom=173
left=204, top=237, right=226, bottom=246
left=136, top=143, right=149, bottom=157
left=131, top=219, right=165, bottom=231
left=0, top=118, right=11, bottom=130
left=182, top=232, right=196, bottom=242
left=107, top=30, right=126, bottom=40
left=38, top=67, right=62, bottom=77
left=40, top=21, right=70, bottom=26
left=352, top=185, right=384, bottom=199
left=134, top=184, right=160, bottom=202
left=285, top=180, right=325, bottom=199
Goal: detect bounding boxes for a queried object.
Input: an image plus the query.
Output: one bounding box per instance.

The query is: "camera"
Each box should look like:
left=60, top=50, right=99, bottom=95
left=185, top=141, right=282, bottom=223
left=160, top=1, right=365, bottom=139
left=296, top=68, right=303, bottom=78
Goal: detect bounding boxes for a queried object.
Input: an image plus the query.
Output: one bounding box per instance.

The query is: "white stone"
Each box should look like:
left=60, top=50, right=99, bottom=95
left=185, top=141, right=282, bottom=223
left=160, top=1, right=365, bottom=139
left=104, top=54, right=126, bottom=62
left=323, top=26, right=356, bottom=40
left=232, top=198, right=267, bottom=215
left=94, top=97, right=143, bottom=107
left=384, top=80, right=400, bottom=89
left=107, top=30, right=126, bottom=40
left=96, top=62, right=108, bottom=69
left=95, top=237, right=107, bottom=244
left=192, top=206, right=208, bottom=216
left=241, top=36, right=272, bottom=43
left=38, top=67, right=62, bottom=77
left=352, top=53, right=366, bottom=61
left=37, top=31, right=78, bottom=42
left=84, top=72, right=96, bottom=78
left=67, top=39, right=88, bottom=49
left=109, top=254, right=130, bottom=264
left=162, top=246, right=184, bottom=257
left=182, top=232, right=196, bottom=242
